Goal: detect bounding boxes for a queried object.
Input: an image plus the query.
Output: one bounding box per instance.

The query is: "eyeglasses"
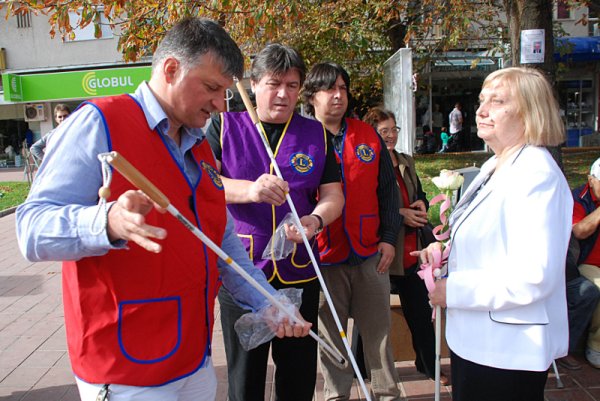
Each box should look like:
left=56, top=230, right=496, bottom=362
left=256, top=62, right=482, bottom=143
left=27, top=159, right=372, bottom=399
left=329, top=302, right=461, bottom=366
left=378, top=127, right=400, bottom=136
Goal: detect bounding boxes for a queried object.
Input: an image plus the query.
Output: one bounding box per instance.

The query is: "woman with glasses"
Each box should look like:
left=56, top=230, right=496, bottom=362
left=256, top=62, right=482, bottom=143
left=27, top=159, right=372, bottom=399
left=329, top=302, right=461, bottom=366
left=362, top=106, right=450, bottom=386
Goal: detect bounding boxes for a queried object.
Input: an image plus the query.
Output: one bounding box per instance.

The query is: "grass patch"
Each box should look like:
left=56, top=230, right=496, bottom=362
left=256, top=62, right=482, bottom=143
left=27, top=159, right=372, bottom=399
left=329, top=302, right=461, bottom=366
left=0, top=182, right=31, bottom=212
left=416, top=148, right=600, bottom=225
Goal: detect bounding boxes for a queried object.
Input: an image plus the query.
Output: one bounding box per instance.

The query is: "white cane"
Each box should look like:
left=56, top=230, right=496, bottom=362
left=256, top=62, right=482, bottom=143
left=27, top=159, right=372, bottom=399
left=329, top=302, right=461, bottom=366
left=103, top=151, right=344, bottom=363
left=552, top=360, right=564, bottom=389
left=433, top=265, right=447, bottom=401
left=435, top=304, right=442, bottom=401
left=234, top=78, right=372, bottom=401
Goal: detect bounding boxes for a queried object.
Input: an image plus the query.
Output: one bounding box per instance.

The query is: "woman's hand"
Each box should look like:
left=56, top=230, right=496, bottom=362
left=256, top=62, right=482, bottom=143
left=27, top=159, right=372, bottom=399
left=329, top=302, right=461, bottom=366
left=411, top=241, right=443, bottom=267
left=399, top=200, right=429, bottom=228
left=429, top=278, right=447, bottom=308
left=411, top=242, right=448, bottom=307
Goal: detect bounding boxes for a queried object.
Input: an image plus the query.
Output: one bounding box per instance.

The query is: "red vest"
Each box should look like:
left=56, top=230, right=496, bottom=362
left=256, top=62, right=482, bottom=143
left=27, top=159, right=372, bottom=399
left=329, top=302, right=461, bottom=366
left=318, top=118, right=381, bottom=264
left=62, top=95, right=226, bottom=386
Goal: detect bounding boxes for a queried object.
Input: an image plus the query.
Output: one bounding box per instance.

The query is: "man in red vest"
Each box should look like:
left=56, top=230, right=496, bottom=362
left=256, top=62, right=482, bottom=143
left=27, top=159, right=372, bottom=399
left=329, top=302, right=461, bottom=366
left=16, top=18, right=310, bottom=401
left=571, top=158, right=600, bottom=369
left=303, top=62, right=402, bottom=400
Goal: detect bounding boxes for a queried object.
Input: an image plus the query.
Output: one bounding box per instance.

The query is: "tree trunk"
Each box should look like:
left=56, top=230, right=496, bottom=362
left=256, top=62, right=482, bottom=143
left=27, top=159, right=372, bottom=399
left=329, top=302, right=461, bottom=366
left=504, top=0, right=563, bottom=170
left=504, top=0, right=555, bottom=81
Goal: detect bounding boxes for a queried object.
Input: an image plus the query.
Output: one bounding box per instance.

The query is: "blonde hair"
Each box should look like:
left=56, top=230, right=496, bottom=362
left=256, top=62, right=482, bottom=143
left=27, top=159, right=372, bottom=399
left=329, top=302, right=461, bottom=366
left=481, top=67, right=564, bottom=146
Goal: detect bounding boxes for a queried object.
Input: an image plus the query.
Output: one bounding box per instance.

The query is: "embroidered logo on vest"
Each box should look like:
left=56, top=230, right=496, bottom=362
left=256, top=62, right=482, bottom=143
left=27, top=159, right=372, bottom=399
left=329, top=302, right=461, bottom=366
left=355, top=144, right=375, bottom=164
left=201, top=161, right=224, bottom=190
left=289, top=152, right=315, bottom=175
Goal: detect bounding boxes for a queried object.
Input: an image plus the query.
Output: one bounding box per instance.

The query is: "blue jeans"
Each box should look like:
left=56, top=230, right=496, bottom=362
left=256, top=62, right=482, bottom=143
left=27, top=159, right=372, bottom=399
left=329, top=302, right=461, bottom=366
left=566, top=275, right=600, bottom=351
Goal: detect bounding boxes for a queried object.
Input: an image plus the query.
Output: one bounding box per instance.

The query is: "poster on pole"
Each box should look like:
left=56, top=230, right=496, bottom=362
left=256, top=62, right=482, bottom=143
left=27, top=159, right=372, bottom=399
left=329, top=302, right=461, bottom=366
left=520, top=29, right=545, bottom=64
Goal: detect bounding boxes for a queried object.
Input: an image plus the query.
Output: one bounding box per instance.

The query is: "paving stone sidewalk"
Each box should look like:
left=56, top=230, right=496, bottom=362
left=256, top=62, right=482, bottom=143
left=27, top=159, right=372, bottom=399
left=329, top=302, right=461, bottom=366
left=1, top=209, right=599, bottom=401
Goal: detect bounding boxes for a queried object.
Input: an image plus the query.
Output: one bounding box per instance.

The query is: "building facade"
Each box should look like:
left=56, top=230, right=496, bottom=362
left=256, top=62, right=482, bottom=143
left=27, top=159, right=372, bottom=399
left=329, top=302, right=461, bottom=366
left=0, top=9, right=149, bottom=160
left=412, top=1, right=599, bottom=152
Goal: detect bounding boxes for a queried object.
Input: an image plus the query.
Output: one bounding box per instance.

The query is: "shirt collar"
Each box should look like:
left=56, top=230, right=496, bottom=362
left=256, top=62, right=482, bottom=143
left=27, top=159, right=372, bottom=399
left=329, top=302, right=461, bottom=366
left=132, top=81, right=205, bottom=142
left=332, top=119, right=347, bottom=137
left=581, top=183, right=600, bottom=204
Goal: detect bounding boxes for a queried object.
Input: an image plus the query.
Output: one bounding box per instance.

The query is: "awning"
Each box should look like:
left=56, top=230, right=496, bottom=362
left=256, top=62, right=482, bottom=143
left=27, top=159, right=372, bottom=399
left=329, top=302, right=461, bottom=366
left=555, top=36, right=600, bottom=62
left=431, top=51, right=501, bottom=72
left=2, top=65, right=151, bottom=102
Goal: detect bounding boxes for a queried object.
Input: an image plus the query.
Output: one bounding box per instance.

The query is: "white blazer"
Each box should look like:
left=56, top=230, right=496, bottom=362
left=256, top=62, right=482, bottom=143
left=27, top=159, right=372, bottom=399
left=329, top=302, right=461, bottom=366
left=445, top=145, right=571, bottom=371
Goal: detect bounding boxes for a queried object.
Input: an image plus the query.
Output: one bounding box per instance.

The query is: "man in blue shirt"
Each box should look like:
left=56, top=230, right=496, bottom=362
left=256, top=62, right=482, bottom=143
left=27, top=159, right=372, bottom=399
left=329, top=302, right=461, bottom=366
left=16, top=17, right=310, bottom=401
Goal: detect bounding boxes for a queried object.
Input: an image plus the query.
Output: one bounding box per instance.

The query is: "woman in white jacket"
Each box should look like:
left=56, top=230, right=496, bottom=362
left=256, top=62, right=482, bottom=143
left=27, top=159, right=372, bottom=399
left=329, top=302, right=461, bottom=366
left=420, top=67, right=572, bottom=401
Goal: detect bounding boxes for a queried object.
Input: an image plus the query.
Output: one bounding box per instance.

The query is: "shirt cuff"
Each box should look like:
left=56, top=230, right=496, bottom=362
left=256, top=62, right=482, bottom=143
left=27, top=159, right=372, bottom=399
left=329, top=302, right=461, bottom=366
left=379, top=231, right=398, bottom=246
left=78, top=202, right=127, bottom=251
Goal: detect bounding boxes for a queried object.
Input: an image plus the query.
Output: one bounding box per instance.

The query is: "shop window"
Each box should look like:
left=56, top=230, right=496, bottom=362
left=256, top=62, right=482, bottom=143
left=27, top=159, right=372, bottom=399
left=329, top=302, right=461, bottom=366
left=557, top=0, right=571, bottom=20
left=589, top=8, right=599, bottom=36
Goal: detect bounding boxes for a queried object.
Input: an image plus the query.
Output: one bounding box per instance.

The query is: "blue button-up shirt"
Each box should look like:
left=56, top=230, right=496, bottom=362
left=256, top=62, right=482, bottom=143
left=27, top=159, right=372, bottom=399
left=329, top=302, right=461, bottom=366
left=16, top=82, right=275, bottom=311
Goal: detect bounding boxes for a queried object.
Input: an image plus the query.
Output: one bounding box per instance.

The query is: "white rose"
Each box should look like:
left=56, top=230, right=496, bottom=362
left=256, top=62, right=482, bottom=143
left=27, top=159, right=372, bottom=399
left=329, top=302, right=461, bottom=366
left=431, top=169, right=464, bottom=191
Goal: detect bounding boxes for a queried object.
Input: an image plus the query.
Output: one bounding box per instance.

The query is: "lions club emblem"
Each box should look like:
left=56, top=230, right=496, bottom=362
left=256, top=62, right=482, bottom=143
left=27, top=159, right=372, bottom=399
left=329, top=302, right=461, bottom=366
left=201, top=161, right=224, bottom=190
left=289, top=153, right=315, bottom=175
left=355, top=144, right=375, bottom=163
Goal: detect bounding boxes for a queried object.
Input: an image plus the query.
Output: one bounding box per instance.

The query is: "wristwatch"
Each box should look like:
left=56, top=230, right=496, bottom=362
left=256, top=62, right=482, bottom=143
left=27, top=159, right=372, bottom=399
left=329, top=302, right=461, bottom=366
left=311, top=214, right=324, bottom=234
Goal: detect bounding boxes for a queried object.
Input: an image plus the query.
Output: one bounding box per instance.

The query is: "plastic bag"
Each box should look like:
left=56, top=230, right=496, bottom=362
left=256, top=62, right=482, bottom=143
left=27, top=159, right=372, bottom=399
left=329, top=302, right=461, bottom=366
left=261, top=212, right=297, bottom=261
left=234, top=287, right=303, bottom=351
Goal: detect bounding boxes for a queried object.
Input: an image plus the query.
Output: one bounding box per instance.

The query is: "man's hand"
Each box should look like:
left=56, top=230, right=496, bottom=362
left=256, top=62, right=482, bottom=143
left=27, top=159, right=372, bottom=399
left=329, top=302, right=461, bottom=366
left=249, top=174, right=289, bottom=206
left=107, top=190, right=167, bottom=253
left=376, top=242, right=395, bottom=273
left=272, top=307, right=312, bottom=338
left=284, top=214, right=320, bottom=243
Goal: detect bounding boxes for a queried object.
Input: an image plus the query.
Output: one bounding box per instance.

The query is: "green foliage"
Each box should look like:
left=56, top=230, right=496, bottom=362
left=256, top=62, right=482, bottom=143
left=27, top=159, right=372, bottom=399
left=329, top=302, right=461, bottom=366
left=416, top=149, right=598, bottom=225
left=0, top=0, right=507, bottom=106
left=0, top=0, right=592, bottom=102
left=0, top=182, right=30, bottom=212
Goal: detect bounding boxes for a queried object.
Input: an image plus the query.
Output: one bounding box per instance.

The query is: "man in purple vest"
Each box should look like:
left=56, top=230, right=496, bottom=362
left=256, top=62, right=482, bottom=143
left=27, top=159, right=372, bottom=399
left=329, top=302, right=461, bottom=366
left=303, top=62, right=401, bottom=401
left=16, top=18, right=311, bottom=401
left=206, top=44, right=344, bottom=401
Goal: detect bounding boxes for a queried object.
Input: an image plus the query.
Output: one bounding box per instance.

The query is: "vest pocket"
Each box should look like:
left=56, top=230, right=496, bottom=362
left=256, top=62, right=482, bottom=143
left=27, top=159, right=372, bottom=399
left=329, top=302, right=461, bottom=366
left=359, top=214, right=379, bottom=248
left=118, top=296, right=181, bottom=363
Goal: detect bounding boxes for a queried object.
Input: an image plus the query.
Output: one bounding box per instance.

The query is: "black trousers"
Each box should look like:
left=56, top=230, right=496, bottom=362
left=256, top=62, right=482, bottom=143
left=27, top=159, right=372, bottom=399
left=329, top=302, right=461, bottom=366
left=218, top=278, right=319, bottom=401
left=451, top=351, right=548, bottom=401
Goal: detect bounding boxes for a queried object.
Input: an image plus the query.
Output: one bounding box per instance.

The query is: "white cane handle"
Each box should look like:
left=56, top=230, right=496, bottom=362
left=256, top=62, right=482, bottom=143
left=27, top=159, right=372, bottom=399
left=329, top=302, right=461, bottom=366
left=105, top=151, right=170, bottom=209
left=235, top=79, right=260, bottom=125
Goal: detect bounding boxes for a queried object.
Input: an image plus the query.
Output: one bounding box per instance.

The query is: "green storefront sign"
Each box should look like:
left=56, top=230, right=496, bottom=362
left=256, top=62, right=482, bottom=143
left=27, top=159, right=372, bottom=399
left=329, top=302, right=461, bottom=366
left=3, top=66, right=151, bottom=102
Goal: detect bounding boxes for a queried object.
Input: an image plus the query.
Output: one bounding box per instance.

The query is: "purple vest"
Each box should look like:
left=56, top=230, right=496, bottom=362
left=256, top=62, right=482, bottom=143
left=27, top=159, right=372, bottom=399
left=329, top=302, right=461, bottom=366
left=221, top=112, right=326, bottom=283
